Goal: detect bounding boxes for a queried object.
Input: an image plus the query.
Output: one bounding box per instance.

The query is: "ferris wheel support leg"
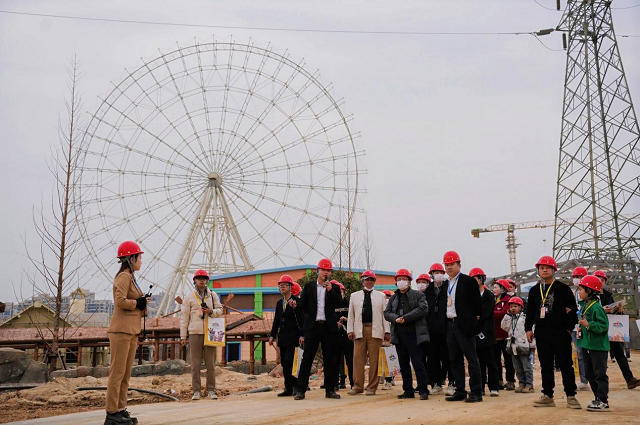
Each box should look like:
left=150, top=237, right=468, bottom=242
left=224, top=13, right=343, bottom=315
left=217, top=187, right=253, bottom=271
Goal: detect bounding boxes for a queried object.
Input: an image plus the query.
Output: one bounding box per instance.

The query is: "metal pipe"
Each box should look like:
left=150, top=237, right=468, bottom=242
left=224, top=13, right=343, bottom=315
left=76, top=386, right=179, bottom=402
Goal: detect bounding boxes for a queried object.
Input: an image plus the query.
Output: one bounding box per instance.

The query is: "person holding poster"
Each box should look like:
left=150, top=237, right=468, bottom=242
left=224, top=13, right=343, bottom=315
left=180, top=269, right=223, bottom=400
left=595, top=270, right=640, bottom=389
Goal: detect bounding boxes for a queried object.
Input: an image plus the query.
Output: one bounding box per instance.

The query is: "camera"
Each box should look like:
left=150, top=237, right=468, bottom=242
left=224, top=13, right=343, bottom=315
left=200, top=301, right=208, bottom=319
left=510, top=336, right=516, bottom=344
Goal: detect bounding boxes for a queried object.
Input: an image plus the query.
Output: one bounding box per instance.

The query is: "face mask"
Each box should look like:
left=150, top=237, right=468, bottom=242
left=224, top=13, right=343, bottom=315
left=397, top=281, right=409, bottom=291
left=434, top=274, right=445, bottom=283
left=363, top=286, right=374, bottom=292
left=417, top=283, right=427, bottom=292
left=573, top=277, right=581, bottom=286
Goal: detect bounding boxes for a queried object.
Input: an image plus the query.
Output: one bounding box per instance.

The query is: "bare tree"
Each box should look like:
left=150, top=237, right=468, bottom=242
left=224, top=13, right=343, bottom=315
left=22, top=56, right=87, bottom=372
left=360, top=212, right=376, bottom=270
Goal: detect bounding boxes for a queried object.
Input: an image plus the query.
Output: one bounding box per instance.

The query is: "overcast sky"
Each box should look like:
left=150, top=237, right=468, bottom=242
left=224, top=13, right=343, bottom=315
left=1, top=0, right=639, bottom=303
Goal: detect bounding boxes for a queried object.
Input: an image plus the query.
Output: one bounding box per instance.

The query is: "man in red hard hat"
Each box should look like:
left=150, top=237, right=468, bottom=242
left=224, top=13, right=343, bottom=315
left=333, top=281, right=354, bottom=391
left=294, top=259, right=342, bottom=400
left=596, top=270, right=640, bottom=390
left=493, top=279, right=515, bottom=391
left=471, top=268, right=500, bottom=397
left=525, top=256, right=581, bottom=409
left=441, top=251, right=483, bottom=403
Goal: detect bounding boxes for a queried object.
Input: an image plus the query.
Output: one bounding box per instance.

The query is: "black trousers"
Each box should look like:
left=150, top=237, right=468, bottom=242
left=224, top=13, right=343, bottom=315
left=337, top=335, right=354, bottom=387
left=477, top=344, right=500, bottom=392
left=494, top=339, right=515, bottom=383
left=428, top=331, right=453, bottom=386
left=280, top=345, right=298, bottom=392
left=583, top=349, right=609, bottom=402
left=395, top=331, right=429, bottom=393
left=296, top=321, right=339, bottom=394
left=610, top=341, right=634, bottom=383
left=535, top=329, right=577, bottom=397
left=446, top=320, right=482, bottom=396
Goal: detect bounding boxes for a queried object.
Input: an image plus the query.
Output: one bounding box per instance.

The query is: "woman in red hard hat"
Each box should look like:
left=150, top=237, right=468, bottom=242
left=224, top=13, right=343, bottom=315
left=493, top=279, right=515, bottom=391
left=571, top=266, right=590, bottom=391
left=105, top=241, right=148, bottom=425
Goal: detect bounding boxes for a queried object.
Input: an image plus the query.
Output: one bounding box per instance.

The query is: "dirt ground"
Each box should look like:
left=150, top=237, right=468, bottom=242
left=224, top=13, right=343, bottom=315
left=5, top=352, right=640, bottom=424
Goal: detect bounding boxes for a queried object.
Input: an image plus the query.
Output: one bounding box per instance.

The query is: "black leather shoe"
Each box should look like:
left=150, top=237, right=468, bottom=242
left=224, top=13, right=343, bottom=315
left=445, top=392, right=467, bottom=402
left=104, top=412, right=132, bottom=425
left=339, top=383, right=346, bottom=389
left=465, top=394, right=483, bottom=403
left=397, top=392, right=415, bottom=399
left=320, top=384, right=326, bottom=389
left=325, top=391, right=341, bottom=399
left=294, top=392, right=305, bottom=400
left=118, top=410, right=137, bottom=425
left=277, top=390, right=293, bottom=397
left=420, top=392, right=429, bottom=400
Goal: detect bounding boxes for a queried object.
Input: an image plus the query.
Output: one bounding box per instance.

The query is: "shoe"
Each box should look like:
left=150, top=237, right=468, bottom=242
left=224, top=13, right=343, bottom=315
left=366, top=391, right=376, bottom=396
left=397, top=392, right=415, bottom=399
left=445, top=392, right=466, bottom=402
left=445, top=383, right=455, bottom=396
left=339, top=383, right=346, bottom=389
left=347, top=389, right=362, bottom=395
left=391, top=380, right=396, bottom=386
left=498, top=380, right=505, bottom=390
left=533, top=395, right=555, bottom=407
left=104, top=412, right=132, bottom=425
left=465, top=394, right=483, bottom=403
left=294, top=392, right=305, bottom=400
left=505, top=381, right=516, bottom=391
left=208, top=392, right=218, bottom=400
left=419, top=392, right=429, bottom=400
left=490, top=390, right=499, bottom=397
left=523, top=385, right=534, bottom=393
left=577, top=382, right=590, bottom=391
left=325, top=391, right=341, bottom=399
left=191, top=391, right=201, bottom=401
left=382, top=381, right=392, bottom=390
left=277, top=390, right=293, bottom=397
left=515, top=385, right=525, bottom=393
left=566, top=395, right=582, bottom=409
left=627, top=377, right=640, bottom=389
left=430, top=385, right=443, bottom=395
left=320, top=384, right=326, bottom=389
left=611, top=358, right=616, bottom=363
left=118, top=410, right=137, bottom=425
left=587, top=399, right=610, bottom=412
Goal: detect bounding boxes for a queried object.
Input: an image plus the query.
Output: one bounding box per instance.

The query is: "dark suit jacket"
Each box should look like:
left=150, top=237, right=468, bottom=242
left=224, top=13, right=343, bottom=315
left=299, top=280, right=342, bottom=337
left=477, top=289, right=496, bottom=348
left=426, top=281, right=449, bottom=335
left=451, top=273, right=482, bottom=337
left=270, top=295, right=304, bottom=347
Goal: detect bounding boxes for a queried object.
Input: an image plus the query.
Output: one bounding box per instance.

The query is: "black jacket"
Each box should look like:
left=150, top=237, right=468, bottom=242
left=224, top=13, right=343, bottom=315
left=451, top=273, right=482, bottom=337
left=525, top=279, right=577, bottom=334
left=384, top=288, right=430, bottom=345
left=299, top=280, right=343, bottom=337
left=477, top=288, right=497, bottom=348
left=270, top=295, right=304, bottom=347
left=335, top=297, right=350, bottom=337
left=426, top=281, right=449, bottom=334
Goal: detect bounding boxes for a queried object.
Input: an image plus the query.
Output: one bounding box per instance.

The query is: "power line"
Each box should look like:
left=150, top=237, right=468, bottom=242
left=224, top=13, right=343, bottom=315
left=532, top=0, right=559, bottom=11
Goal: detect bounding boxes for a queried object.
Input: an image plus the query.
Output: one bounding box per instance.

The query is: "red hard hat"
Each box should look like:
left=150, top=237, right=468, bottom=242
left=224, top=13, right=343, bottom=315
left=572, top=267, right=588, bottom=278
left=361, top=270, right=377, bottom=280
left=117, top=241, right=144, bottom=258
left=291, top=282, right=302, bottom=296
left=469, top=267, right=486, bottom=278
left=193, top=269, right=210, bottom=280
left=395, top=268, right=412, bottom=281
left=317, top=258, right=333, bottom=270
left=593, top=270, right=608, bottom=281
left=429, top=263, right=445, bottom=273
left=535, top=255, right=557, bottom=271
left=279, top=275, right=294, bottom=284
left=495, top=279, right=510, bottom=291
left=416, top=273, right=432, bottom=282
left=508, top=297, right=525, bottom=308
left=331, top=280, right=345, bottom=290
left=443, top=251, right=461, bottom=264
left=579, top=275, right=603, bottom=293
left=382, top=290, right=393, bottom=296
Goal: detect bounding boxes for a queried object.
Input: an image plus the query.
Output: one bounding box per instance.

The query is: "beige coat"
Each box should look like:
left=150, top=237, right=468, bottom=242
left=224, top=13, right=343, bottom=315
left=180, top=288, right=223, bottom=339
left=107, top=271, right=143, bottom=335
left=347, top=290, right=390, bottom=340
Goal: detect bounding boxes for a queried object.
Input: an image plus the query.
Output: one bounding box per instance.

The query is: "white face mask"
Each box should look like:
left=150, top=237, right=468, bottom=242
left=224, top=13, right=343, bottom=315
left=363, top=286, right=374, bottom=292
left=417, top=283, right=428, bottom=292
left=433, top=274, right=445, bottom=283
left=573, top=277, right=581, bottom=286
left=396, top=281, right=410, bottom=291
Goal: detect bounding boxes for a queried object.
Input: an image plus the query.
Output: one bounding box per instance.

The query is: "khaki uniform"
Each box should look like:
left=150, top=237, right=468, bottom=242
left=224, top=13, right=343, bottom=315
left=106, top=271, right=143, bottom=414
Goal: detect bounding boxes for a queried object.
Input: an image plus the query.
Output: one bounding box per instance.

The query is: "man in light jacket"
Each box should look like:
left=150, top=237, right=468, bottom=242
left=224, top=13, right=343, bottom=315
left=180, top=270, right=223, bottom=400
left=346, top=270, right=390, bottom=396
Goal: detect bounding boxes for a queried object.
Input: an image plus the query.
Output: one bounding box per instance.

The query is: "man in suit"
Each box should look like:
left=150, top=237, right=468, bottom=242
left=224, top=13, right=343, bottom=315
left=269, top=274, right=304, bottom=397
left=294, top=258, right=342, bottom=400
left=443, top=251, right=483, bottom=403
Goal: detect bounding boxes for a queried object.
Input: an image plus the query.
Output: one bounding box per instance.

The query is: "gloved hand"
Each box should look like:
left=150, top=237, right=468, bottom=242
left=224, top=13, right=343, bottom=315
left=136, top=296, right=147, bottom=311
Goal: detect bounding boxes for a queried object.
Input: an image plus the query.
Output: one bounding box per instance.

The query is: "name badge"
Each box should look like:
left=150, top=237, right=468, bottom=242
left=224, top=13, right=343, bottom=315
left=447, top=296, right=452, bottom=307
left=540, top=306, right=546, bottom=319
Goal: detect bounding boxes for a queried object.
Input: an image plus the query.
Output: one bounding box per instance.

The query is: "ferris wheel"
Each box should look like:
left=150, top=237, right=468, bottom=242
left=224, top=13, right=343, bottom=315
left=77, top=38, right=363, bottom=315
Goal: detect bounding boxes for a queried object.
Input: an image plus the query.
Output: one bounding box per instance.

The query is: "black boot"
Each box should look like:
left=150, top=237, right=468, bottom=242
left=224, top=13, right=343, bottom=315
left=277, top=389, right=294, bottom=397
left=104, top=412, right=132, bottom=425
left=118, top=410, right=137, bottom=425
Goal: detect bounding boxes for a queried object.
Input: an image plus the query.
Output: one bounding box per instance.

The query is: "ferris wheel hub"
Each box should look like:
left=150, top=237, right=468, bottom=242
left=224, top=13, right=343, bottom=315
left=207, top=172, right=222, bottom=187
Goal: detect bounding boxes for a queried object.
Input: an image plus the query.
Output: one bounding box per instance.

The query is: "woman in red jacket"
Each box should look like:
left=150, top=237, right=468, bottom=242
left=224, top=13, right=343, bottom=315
left=493, top=279, right=515, bottom=390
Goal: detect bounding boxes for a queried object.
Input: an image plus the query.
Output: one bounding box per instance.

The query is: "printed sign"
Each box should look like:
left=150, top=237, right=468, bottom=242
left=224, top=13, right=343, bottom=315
left=292, top=347, right=304, bottom=376
left=204, top=316, right=226, bottom=347
left=383, top=346, right=402, bottom=378
left=607, top=314, right=630, bottom=343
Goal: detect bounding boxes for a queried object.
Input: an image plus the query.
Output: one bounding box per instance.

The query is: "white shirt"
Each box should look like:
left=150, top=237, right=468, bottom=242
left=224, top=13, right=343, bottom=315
left=316, top=280, right=326, bottom=321
left=446, top=272, right=461, bottom=319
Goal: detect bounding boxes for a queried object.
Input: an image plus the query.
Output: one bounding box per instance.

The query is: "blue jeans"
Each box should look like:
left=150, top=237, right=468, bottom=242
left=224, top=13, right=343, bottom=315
left=511, top=353, right=533, bottom=386
left=571, top=330, right=588, bottom=384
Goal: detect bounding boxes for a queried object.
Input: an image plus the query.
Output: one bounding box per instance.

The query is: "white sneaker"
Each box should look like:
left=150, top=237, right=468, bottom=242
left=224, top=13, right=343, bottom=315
left=490, top=390, right=499, bottom=397
left=208, top=391, right=218, bottom=400
left=577, top=382, right=590, bottom=391
left=430, top=385, right=444, bottom=395
left=446, top=384, right=455, bottom=396
left=191, top=391, right=201, bottom=400
left=382, top=381, right=392, bottom=390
